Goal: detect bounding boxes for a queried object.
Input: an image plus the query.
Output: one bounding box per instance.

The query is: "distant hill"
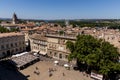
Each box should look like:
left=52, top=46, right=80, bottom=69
left=0, top=18, right=11, bottom=21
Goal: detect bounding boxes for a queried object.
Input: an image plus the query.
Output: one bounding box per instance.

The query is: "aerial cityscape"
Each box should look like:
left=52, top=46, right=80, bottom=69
left=0, top=0, right=120, bottom=80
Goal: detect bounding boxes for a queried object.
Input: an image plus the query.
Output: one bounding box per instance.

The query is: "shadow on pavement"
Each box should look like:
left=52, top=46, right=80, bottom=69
left=0, top=60, right=28, bottom=80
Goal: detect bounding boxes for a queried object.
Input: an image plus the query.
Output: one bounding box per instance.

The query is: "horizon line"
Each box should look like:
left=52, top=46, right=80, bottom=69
left=1, top=17, right=120, bottom=21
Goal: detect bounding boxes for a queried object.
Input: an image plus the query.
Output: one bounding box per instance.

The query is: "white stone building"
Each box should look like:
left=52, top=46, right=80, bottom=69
left=0, top=32, right=26, bottom=58
left=29, top=33, right=47, bottom=55
left=46, top=34, right=76, bottom=61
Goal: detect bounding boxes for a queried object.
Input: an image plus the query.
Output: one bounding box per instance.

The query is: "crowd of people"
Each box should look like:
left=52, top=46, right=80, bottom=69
left=33, top=66, right=66, bottom=78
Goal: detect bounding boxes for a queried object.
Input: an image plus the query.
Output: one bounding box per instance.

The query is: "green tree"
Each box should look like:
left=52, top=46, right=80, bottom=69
left=10, top=28, right=19, bottom=32
left=59, top=30, right=64, bottom=35
left=0, top=26, right=9, bottom=33
left=66, top=35, right=120, bottom=79
left=66, top=40, right=74, bottom=53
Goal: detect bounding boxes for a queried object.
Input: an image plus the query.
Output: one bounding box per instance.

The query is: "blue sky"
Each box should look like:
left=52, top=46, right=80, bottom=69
left=0, top=0, right=120, bottom=19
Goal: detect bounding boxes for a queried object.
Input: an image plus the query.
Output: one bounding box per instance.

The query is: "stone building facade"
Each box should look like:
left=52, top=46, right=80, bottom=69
left=0, top=32, right=26, bottom=59
left=28, top=26, right=120, bottom=61
left=29, top=33, right=76, bottom=61
left=30, top=33, right=47, bottom=55
left=46, top=34, right=76, bottom=61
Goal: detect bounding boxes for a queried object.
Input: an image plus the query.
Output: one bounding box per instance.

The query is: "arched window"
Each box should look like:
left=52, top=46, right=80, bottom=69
left=2, top=52, right=5, bottom=55
left=15, top=43, right=17, bottom=47
left=20, top=47, right=22, bottom=51
left=11, top=43, right=13, bottom=47
left=65, top=55, right=68, bottom=59
left=16, top=48, right=18, bottom=52
left=54, top=52, right=57, bottom=57
left=59, top=54, right=62, bottom=59
left=11, top=50, right=14, bottom=54
left=7, top=50, right=10, bottom=56
left=6, top=44, right=9, bottom=49
left=1, top=45, right=4, bottom=49
left=2, top=52, right=6, bottom=57
left=23, top=41, right=24, bottom=44
left=50, top=51, right=52, bottom=55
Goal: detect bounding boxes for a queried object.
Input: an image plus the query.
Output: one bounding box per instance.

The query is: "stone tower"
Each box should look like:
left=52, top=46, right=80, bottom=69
left=65, top=20, right=69, bottom=27
left=12, top=13, right=18, bottom=24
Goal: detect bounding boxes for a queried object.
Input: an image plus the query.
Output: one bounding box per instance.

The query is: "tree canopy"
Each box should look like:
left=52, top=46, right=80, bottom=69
left=0, top=26, right=9, bottom=33
left=66, top=35, right=120, bottom=78
left=0, top=26, right=19, bottom=33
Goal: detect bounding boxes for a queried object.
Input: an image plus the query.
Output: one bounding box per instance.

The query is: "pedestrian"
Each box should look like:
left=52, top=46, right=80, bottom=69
left=36, top=67, right=38, bottom=70
left=37, top=71, right=40, bottom=75
left=49, top=72, right=52, bottom=77
left=34, top=71, right=36, bottom=74
left=48, top=68, right=50, bottom=72
left=63, top=72, right=65, bottom=76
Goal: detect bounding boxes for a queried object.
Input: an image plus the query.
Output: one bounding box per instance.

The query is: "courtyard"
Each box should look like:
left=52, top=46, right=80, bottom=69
left=20, top=60, right=92, bottom=80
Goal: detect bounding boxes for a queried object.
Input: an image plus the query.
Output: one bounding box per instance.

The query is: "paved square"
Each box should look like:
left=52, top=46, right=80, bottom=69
left=20, top=61, right=92, bottom=80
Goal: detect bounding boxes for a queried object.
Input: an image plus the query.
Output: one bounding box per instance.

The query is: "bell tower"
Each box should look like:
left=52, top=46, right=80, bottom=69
left=12, top=13, right=18, bottom=24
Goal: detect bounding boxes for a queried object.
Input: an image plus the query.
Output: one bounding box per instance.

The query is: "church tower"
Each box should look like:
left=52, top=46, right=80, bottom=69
left=65, top=20, right=69, bottom=27
left=12, top=13, right=18, bottom=24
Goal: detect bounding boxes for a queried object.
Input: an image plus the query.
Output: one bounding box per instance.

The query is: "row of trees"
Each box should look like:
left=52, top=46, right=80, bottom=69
left=70, top=21, right=111, bottom=27
left=0, top=26, right=9, bottom=33
left=66, top=35, right=120, bottom=79
left=48, top=20, right=120, bottom=29
left=70, top=20, right=120, bottom=28
left=0, top=26, right=19, bottom=33
left=48, top=20, right=66, bottom=27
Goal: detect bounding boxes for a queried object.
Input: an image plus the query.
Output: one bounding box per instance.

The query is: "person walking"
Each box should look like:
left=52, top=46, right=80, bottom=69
left=63, top=72, right=65, bottom=76
left=36, top=67, right=38, bottom=70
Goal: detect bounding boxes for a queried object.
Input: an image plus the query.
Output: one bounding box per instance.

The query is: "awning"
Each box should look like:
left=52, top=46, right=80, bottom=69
left=33, top=50, right=39, bottom=53
left=64, top=64, right=69, bottom=67
left=25, top=43, right=28, bottom=45
left=33, top=53, right=37, bottom=55
left=54, top=60, right=59, bottom=64
left=11, top=53, right=39, bottom=69
left=39, top=51, right=46, bottom=55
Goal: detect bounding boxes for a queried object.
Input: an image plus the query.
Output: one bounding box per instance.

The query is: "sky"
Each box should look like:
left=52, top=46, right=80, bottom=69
left=0, top=0, right=120, bottom=20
